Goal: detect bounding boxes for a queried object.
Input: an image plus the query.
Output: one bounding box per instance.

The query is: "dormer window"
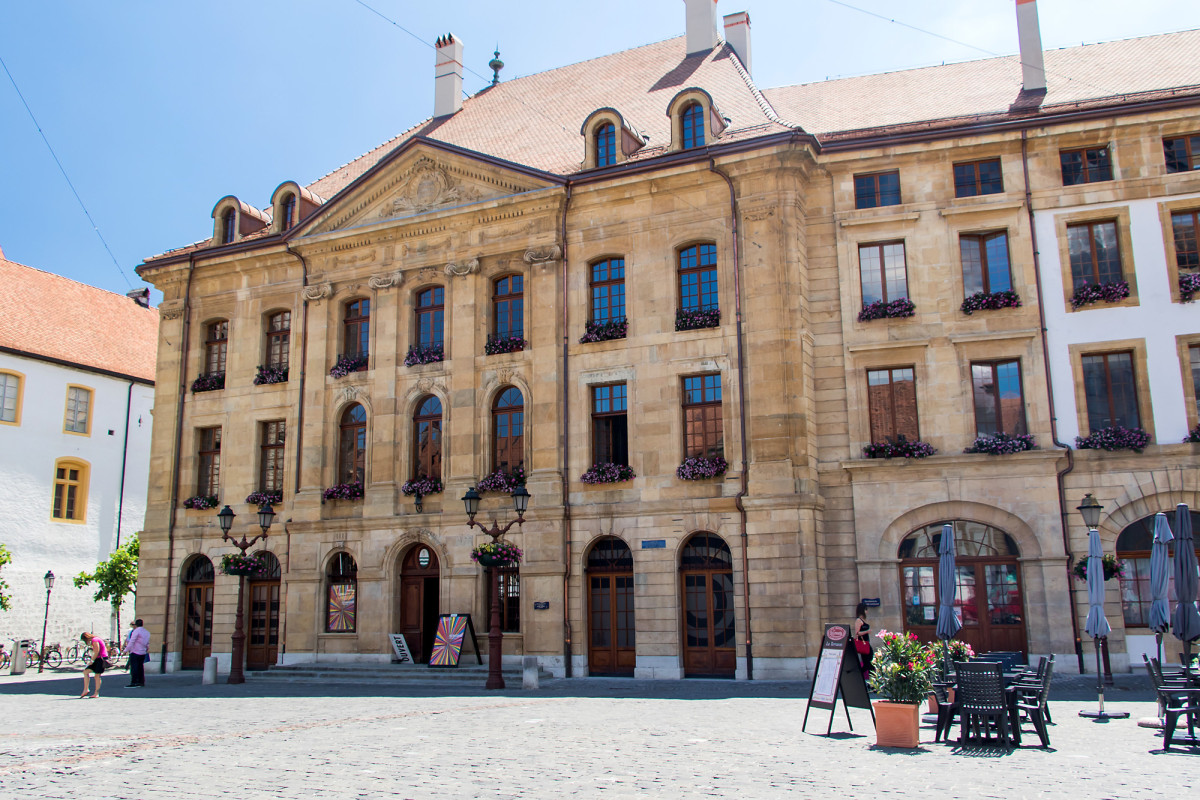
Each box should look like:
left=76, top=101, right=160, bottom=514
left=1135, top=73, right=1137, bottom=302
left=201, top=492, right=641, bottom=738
left=221, top=208, right=236, bottom=244
left=281, top=194, right=296, bottom=230
left=667, top=88, right=726, bottom=153
left=681, top=103, right=705, bottom=149
left=580, top=109, right=646, bottom=170
left=596, top=124, right=616, bottom=167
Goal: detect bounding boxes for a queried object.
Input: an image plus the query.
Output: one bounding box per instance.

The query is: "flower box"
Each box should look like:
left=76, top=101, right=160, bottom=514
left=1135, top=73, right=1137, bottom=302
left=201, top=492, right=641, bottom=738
left=1075, top=425, right=1150, bottom=453
left=401, top=477, right=444, bottom=496
left=471, top=540, right=523, bottom=568
left=862, top=436, right=936, bottom=459
left=1185, top=424, right=1200, bottom=444
left=253, top=364, right=288, bottom=385
left=1180, top=272, right=1200, bottom=304
left=485, top=334, right=526, bottom=355
left=329, top=354, right=368, bottom=378
left=1071, top=280, right=1130, bottom=309
left=675, top=307, right=720, bottom=332
left=244, top=490, right=282, bottom=506
left=183, top=495, right=219, bottom=510
left=961, top=290, right=1021, bottom=315
left=191, top=372, right=225, bottom=393
left=404, top=344, right=445, bottom=367
left=873, top=701, right=922, bottom=748
left=580, top=319, right=628, bottom=343
left=858, top=298, right=916, bottom=322
left=676, top=455, right=727, bottom=481
left=476, top=467, right=526, bottom=493
left=1072, top=554, right=1126, bottom=582
left=220, top=552, right=269, bottom=577
left=322, top=481, right=364, bottom=501
left=963, top=432, right=1036, bottom=455
left=580, top=462, right=635, bottom=484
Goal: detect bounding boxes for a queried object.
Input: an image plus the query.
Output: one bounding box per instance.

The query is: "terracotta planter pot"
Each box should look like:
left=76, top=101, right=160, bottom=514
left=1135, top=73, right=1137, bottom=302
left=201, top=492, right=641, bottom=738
left=873, top=700, right=921, bottom=748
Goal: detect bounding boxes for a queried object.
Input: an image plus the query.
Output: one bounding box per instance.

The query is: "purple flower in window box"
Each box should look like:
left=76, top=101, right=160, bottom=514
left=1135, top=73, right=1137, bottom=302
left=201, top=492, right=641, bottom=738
left=244, top=490, right=282, bottom=506
left=862, top=435, right=937, bottom=459
left=580, top=462, right=636, bottom=484
left=485, top=334, right=527, bottom=355
left=675, top=455, right=728, bottom=481
left=401, top=476, right=444, bottom=496
left=253, top=364, right=289, bottom=385
left=322, top=481, right=364, bottom=501
left=1186, top=424, right=1200, bottom=444
left=329, top=354, right=368, bottom=378
left=963, top=432, right=1037, bottom=455
left=220, top=552, right=268, bottom=577
left=476, top=466, right=526, bottom=493
left=183, top=494, right=219, bottom=510
left=580, top=319, right=628, bottom=343
left=961, top=290, right=1022, bottom=315
left=675, top=307, right=720, bottom=331
left=403, top=344, right=445, bottom=366
left=858, top=298, right=916, bottom=322
left=191, top=372, right=225, bottom=393
left=1070, top=280, right=1130, bottom=309
left=1075, top=425, right=1151, bottom=453
left=1179, top=272, right=1200, bottom=303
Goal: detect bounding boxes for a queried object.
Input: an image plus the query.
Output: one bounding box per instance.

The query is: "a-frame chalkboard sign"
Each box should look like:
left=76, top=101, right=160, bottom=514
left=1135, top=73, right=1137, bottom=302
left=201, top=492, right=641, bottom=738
left=801, top=623, right=875, bottom=735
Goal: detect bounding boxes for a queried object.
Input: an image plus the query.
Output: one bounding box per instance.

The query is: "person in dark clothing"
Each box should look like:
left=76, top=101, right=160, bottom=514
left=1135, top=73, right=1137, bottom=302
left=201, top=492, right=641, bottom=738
left=851, top=602, right=873, bottom=675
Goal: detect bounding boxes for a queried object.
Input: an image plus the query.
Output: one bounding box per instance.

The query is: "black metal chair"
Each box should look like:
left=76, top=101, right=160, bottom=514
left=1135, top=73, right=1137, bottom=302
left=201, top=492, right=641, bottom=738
left=1144, top=655, right=1200, bottom=752
left=932, top=680, right=958, bottom=743
left=954, top=661, right=1015, bottom=749
left=1012, top=654, right=1054, bottom=725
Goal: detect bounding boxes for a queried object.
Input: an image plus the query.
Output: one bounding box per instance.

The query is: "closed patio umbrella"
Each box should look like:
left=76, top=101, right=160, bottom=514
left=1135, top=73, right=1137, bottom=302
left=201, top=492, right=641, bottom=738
left=1148, top=512, right=1174, bottom=664
left=935, top=523, right=962, bottom=677
left=1080, top=527, right=1127, bottom=719
left=1171, top=503, right=1200, bottom=666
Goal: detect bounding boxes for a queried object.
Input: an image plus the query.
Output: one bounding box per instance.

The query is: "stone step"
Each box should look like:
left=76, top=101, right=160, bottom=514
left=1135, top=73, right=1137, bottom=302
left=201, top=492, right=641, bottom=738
left=245, top=662, right=551, bottom=684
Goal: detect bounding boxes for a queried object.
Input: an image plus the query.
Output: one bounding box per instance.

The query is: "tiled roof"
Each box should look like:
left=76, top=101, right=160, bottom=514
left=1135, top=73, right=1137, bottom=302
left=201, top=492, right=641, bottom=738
left=0, top=255, right=159, bottom=382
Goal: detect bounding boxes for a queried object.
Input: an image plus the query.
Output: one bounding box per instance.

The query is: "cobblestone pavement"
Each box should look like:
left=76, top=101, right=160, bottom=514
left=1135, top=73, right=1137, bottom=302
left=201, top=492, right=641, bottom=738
left=0, top=669, right=1188, bottom=799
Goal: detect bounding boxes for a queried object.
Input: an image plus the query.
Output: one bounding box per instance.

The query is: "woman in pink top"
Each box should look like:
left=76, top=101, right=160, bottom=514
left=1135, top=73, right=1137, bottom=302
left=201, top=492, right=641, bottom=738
left=79, top=632, right=107, bottom=698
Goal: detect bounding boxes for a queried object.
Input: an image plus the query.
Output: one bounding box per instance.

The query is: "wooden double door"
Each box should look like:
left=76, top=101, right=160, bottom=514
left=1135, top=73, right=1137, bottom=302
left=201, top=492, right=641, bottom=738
left=182, top=582, right=214, bottom=670
left=587, top=537, right=636, bottom=676
left=901, top=559, right=1028, bottom=656
left=680, top=533, right=736, bottom=678
left=398, top=546, right=440, bottom=663
left=246, top=580, right=280, bottom=670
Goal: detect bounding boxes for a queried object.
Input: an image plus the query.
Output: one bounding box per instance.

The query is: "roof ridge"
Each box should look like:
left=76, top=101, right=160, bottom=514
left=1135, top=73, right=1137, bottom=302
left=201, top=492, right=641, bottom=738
left=1, top=256, right=154, bottom=304
left=721, top=41, right=796, bottom=130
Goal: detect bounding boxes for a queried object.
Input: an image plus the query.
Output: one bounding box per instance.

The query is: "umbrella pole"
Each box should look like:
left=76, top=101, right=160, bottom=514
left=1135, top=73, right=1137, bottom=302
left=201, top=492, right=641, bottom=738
left=1079, top=635, right=1129, bottom=719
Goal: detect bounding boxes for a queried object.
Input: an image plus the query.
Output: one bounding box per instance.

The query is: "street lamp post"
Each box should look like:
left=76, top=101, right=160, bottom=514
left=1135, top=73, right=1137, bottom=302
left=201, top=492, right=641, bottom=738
left=216, top=503, right=275, bottom=684
left=38, top=571, right=54, bottom=673
left=462, top=484, right=529, bottom=690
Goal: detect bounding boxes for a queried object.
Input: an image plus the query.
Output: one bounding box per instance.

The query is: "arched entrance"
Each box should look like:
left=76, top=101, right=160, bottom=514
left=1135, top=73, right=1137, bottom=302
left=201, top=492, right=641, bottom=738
left=1115, top=510, right=1200, bottom=629
left=899, top=521, right=1028, bottom=655
left=246, top=551, right=281, bottom=670
left=181, top=555, right=214, bottom=670
left=398, top=545, right=440, bottom=663
left=680, top=532, right=735, bottom=677
left=586, top=537, right=635, bottom=676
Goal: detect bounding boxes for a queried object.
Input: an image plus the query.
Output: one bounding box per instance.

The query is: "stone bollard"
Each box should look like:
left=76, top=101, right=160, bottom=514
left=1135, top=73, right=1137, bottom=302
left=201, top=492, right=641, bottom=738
left=202, top=656, right=218, bottom=685
left=522, top=655, right=539, bottom=690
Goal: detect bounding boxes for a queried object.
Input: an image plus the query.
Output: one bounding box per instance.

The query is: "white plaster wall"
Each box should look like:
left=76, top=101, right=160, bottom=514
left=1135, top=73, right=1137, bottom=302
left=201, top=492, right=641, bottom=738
left=1036, top=192, right=1200, bottom=444
left=0, top=352, right=154, bottom=649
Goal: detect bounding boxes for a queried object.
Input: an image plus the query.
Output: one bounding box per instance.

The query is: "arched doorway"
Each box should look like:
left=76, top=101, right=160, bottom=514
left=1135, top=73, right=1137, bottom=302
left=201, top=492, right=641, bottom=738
left=586, top=537, right=635, bottom=676
left=1115, top=510, right=1200, bottom=629
left=680, top=532, right=735, bottom=677
left=246, top=551, right=281, bottom=670
left=398, top=545, right=440, bottom=663
left=181, top=555, right=214, bottom=670
left=899, top=521, right=1028, bottom=655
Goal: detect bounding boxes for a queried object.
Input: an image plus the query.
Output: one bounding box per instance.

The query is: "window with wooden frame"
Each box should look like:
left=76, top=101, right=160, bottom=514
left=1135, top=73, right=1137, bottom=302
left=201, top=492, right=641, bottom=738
left=204, top=321, right=228, bottom=375
left=1067, top=220, right=1123, bottom=289
left=866, top=367, right=919, bottom=443
left=51, top=458, right=88, bottom=522
left=971, top=360, right=1027, bottom=437
left=412, top=395, right=443, bottom=480
left=280, top=193, right=297, bottom=230
left=197, top=426, right=222, bottom=497
left=679, top=244, right=718, bottom=312
left=596, top=123, right=616, bottom=167
left=0, top=371, right=22, bottom=424
left=497, top=568, right=520, bottom=632
left=416, top=286, right=445, bottom=347
left=1172, top=209, right=1200, bottom=272
left=1081, top=351, right=1140, bottom=432
left=338, top=404, right=367, bottom=484
left=960, top=231, right=1013, bottom=295
left=590, top=258, right=626, bottom=324
left=858, top=241, right=908, bottom=307
left=1164, top=134, right=1200, bottom=173
left=1060, top=147, right=1112, bottom=185
left=493, top=276, right=524, bottom=340
left=682, top=374, right=723, bottom=459
left=492, top=387, right=524, bottom=473
left=1189, top=345, right=1200, bottom=423
left=343, top=299, right=370, bottom=358
left=325, top=553, right=358, bottom=633
left=259, top=420, right=285, bottom=495
left=221, top=208, right=236, bottom=244
left=265, top=311, right=290, bottom=369
left=1116, top=512, right=1200, bottom=628
left=953, top=159, right=1003, bottom=197
left=681, top=102, right=704, bottom=149
left=592, top=383, right=629, bottom=466
left=64, top=386, right=92, bottom=435
left=853, top=171, right=901, bottom=209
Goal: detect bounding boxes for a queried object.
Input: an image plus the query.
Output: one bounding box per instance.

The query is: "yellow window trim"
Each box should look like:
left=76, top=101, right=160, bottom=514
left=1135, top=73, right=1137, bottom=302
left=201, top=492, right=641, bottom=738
left=0, top=369, right=24, bottom=426
left=62, top=384, right=94, bottom=437
left=51, top=457, right=90, bottom=524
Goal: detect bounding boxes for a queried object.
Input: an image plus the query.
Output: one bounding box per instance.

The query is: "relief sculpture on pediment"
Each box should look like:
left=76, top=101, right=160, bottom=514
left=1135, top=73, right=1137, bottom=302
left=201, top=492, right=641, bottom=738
left=383, top=158, right=483, bottom=218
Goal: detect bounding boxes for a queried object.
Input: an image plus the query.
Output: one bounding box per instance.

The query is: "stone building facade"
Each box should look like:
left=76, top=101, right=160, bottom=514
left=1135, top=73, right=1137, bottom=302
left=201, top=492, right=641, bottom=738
left=134, top=1, right=1200, bottom=677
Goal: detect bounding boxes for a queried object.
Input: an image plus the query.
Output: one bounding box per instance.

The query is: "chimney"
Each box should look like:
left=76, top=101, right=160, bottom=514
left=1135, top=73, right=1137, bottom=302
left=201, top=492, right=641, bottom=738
left=723, top=12, right=751, bottom=75
left=684, top=0, right=719, bottom=55
left=127, top=288, right=150, bottom=308
left=434, top=33, right=464, bottom=118
left=1015, top=0, right=1046, bottom=93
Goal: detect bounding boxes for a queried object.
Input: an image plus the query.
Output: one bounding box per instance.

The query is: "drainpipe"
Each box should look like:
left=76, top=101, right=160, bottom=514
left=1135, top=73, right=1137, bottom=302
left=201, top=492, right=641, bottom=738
left=559, top=183, right=574, bottom=677
left=282, top=243, right=312, bottom=666
left=1021, top=130, right=1084, bottom=674
left=115, top=381, right=133, bottom=548
left=709, top=158, right=753, bottom=680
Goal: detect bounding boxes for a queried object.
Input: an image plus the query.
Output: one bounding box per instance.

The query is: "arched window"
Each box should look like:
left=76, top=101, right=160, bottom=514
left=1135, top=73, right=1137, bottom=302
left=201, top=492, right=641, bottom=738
left=595, top=123, right=616, bottom=167
left=412, top=395, right=443, bottom=480
left=681, top=102, right=705, bottom=149
left=678, top=243, right=718, bottom=315
left=679, top=532, right=734, bottom=676
left=339, top=404, right=367, bottom=484
left=492, top=275, right=525, bottom=347
left=416, top=286, right=445, bottom=348
left=1116, top=511, right=1200, bottom=628
left=251, top=550, right=282, bottom=579
left=51, top=458, right=89, bottom=522
left=183, top=555, right=215, bottom=583
left=205, top=320, right=229, bottom=375
left=221, top=208, right=236, bottom=244
left=326, top=552, right=358, bottom=632
left=492, top=387, right=524, bottom=474
left=343, top=299, right=370, bottom=360
left=0, top=370, right=23, bottom=425
left=280, top=193, right=297, bottom=231
left=265, top=311, right=290, bottom=370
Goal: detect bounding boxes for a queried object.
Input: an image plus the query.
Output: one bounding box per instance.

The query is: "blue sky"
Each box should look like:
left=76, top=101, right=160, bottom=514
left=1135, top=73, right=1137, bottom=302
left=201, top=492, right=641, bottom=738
left=0, top=0, right=1193, bottom=300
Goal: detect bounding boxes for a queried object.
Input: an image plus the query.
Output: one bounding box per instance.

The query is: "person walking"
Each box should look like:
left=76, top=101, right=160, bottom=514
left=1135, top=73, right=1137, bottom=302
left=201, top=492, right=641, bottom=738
left=851, top=602, right=874, bottom=676
left=122, top=619, right=150, bottom=688
left=79, top=632, right=107, bottom=698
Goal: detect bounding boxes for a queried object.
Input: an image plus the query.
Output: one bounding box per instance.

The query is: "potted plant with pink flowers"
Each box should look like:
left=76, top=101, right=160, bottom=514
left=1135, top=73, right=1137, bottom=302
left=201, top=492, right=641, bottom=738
left=867, top=629, right=938, bottom=748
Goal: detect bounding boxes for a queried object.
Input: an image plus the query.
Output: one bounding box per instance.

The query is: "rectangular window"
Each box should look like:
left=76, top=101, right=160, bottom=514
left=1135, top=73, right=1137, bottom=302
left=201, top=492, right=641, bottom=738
left=498, top=568, right=520, bottom=633
left=592, top=383, right=629, bottom=466
left=1164, top=135, right=1200, bottom=173
left=1190, top=345, right=1200, bottom=422
left=260, top=420, right=285, bottom=494
left=198, top=427, right=222, bottom=497
left=682, top=374, right=723, bottom=459
left=867, top=367, right=918, bottom=442
left=858, top=241, right=908, bottom=307
left=205, top=321, right=229, bottom=374
left=52, top=463, right=86, bottom=521
left=1081, top=351, right=1140, bottom=431
left=854, top=171, right=901, bottom=209
left=953, top=159, right=1003, bottom=197
left=679, top=244, right=718, bottom=313
left=971, top=360, right=1027, bottom=437
left=1172, top=210, right=1200, bottom=271
left=590, top=258, right=626, bottom=324
left=64, top=386, right=91, bottom=434
left=1060, top=147, right=1112, bottom=185
left=960, top=231, right=1012, bottom=295
left=266, top=312, right=291, bottom=368
left=0, top=373, right=19, bottom=423
left=1067, top=220, right=1123, bottom=289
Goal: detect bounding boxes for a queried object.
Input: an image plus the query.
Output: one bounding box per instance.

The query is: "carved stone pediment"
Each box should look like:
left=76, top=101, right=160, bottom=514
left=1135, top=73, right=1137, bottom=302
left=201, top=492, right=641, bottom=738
left=385, top=158, right=483, bottom=218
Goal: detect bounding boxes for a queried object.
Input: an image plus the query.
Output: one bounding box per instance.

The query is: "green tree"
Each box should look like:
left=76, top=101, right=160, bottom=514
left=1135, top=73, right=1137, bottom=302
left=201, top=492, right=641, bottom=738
left=0, top=544, right=12, bottom=612
left=74, top=535, right=138, bottom=630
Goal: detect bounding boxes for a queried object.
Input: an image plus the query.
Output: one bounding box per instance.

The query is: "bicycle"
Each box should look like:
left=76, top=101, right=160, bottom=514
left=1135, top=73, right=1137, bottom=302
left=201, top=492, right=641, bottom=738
left=26, top=641, right=62, bottom=669
left=65, top=641, right=93, bottom=665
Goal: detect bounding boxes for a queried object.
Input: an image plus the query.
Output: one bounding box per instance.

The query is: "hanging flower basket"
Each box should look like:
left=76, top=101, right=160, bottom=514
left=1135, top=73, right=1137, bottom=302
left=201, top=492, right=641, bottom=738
left=1071, top=280, right=1130, bottom=309
left=580, top=319, right=628, bottom=343
left=863, top=435, right=936, bottom=459
left=322, top=481, right=364, bottom=501
left=858, top=298, right=915, bottom=322
left=220, top=552, right=268, bottom=577
left=1072, top=554, right=1126, bottom=583
left=676, top=455, right=727, bottom=481
left=1181, top=272, right=1200, bottom=304
left=484, top=334, right=526, bottom=355
left=191, top=372, right=225, bottom=393
left=471, top=540, right=523, bottom=568
left=963, top=433, right=1036, bottom=455
left=476, top=466, right=526, bottom=493
left=581, top=462, right=636, bottom=484
left=401, top=476, right=443, bottom=496
left=675, top=307, right=720, bottom=331
left=253, top=364, right=288, bottom=385
left=961, top=290, right=1021, bottom=315
left=183, top=495, right=219, bottom=510
left=1075, top=426, right=1151, bottom=453
left=244, top=490, right=282, bottom=506
left=403, top=344, right=445, bottom=366
left=1185, top=424, right=1200, bottom=444
left=329, top=354, right=368, bottom=378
